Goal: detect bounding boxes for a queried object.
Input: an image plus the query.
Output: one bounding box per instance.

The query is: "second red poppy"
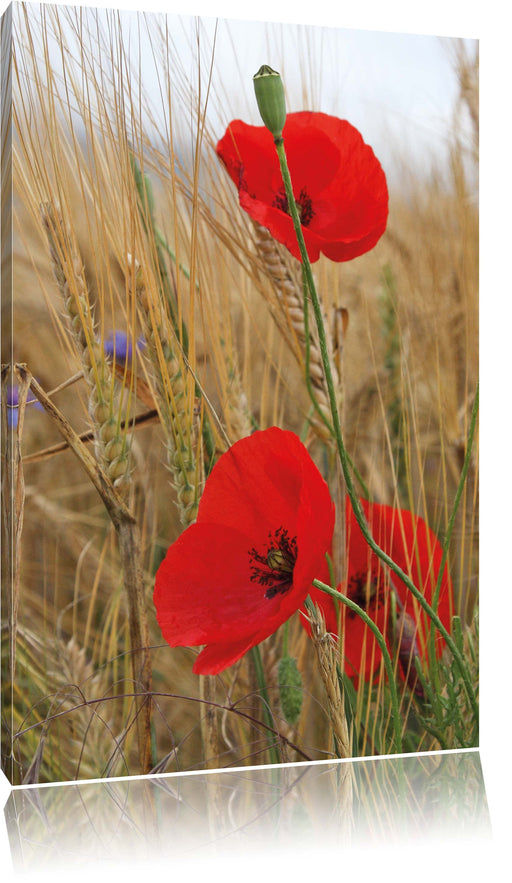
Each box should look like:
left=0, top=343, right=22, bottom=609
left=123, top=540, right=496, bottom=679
left=308, top=497, right=454, bottom=688
left=217, top=111, right=389, bottom=263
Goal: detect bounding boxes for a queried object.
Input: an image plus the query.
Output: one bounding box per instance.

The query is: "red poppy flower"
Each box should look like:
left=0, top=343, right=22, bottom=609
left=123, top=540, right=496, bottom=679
left=216, top=111, right=388, bottom=263
left=308, top=497, right=454, bottom=687
left=154, top=427, right=335, bottom=675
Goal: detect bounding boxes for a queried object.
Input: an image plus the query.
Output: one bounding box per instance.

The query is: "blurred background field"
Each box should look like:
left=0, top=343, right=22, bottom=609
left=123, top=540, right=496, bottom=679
left=2, top=3, right=478, bottom=784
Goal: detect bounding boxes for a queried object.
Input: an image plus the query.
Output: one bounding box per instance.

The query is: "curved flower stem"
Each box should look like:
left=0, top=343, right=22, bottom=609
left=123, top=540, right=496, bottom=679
left=311, top=581, right=403, bottom=754
left=273, top=136, right=478, bottom=721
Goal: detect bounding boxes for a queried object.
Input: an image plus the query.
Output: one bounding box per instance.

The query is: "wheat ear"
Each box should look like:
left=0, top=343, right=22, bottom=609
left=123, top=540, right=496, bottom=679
left=40, top=203, right=133, bottom=495
left=129, top=256, right=218, bottom=763
left=254, top=224, right=340, bottom=439
left=307, top=601, right=351, bottom=759
left=38, top=207, right=152, bottom=772
left=221, top=342, right=253, bottom=442
left=129, top=255, right=203, bottom=526
left=307, top=602, right=353, bottom=836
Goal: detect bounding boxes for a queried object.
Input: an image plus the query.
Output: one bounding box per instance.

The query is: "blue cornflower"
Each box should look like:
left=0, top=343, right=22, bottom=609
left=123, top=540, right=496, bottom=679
left=4, top=383, right=44, bottom=429
left=103, top=331, right=145, bottom=364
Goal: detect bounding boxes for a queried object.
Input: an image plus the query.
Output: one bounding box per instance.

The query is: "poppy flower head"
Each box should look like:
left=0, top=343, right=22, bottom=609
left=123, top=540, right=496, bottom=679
left=216, top=111, right=389, bottom=263
left=154, top=427, right=335, bottom=675
left=309, top=497, right=454, bottom=687
left=248, top=527, right=298, bottom=600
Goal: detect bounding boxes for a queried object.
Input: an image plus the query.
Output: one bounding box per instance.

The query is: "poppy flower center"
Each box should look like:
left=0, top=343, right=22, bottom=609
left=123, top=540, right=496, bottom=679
left=347, top=570, right=381, bottom=613
left=248, top=527, right=298, bottom=600
left=272, top=187, right=315, bottom=227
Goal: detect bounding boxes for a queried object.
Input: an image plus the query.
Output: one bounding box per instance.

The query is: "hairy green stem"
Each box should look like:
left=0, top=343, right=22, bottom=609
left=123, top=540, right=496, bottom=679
left=301, top=265, right=334, bottom=436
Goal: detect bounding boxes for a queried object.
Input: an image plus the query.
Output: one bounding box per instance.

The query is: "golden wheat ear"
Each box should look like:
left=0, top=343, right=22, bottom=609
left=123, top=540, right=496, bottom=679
left=128, top=253, right=205, bottom=526
left=253, top=223, right=341, bottom=441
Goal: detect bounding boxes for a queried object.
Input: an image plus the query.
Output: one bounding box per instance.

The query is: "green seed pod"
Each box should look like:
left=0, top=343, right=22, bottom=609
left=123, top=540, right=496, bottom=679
left=253, top=65, right=286, bottom=139
left=267, top=548, right=294, bottom=574
left=278, top=655, right=303, bottom=726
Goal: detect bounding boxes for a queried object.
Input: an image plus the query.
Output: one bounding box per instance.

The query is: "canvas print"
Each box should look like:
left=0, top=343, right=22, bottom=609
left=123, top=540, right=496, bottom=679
left=2, top=1, right=478, bottom=784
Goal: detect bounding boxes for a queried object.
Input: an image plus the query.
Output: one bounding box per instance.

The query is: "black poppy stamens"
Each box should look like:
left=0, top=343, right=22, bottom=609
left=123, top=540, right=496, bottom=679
left=272, top=187, right=315, bottom=228
left=297, top=187, right=315, bottom=226
left=249, top=526, right=298, bottom=600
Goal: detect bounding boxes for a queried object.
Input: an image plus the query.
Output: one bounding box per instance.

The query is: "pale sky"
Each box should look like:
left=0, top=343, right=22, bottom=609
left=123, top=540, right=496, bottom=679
left=12, top=1, right=477, bottom=187
left=71, top=7, right=478, bottom=184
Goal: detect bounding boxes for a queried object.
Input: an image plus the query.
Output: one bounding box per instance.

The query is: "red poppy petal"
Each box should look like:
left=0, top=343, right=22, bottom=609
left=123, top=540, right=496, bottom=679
left=343, top=611, right=383, bottom=683
left=239, top=191, right=320, bottom=262
left=155, top=521, right=309, bottom=647
left=193, top=634, right=261, bottom=676
left=155, top=427, right=335, bottom=674
left=352, top=498, right=453, bottom=626
left=278, top=112, right=341, bottom=192
left=320, top=229, right=388, bottom=264
left=155, top=524, right=248, bottom=646
left=217, top=119, right=278, bottom=204
left=344, top=497, right=453, bottom=674
left=294, top=473, right=335, bottom=601
left=304, top=497, right=454, bottom=685
left=198, top=428, right=317, bottom=540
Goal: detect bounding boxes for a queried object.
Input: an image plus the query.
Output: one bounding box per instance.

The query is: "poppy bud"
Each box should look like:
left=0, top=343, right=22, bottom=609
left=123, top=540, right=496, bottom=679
left=278, top=655, right=303, bottom=725
left=253, top=65, right=287, bottom=139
